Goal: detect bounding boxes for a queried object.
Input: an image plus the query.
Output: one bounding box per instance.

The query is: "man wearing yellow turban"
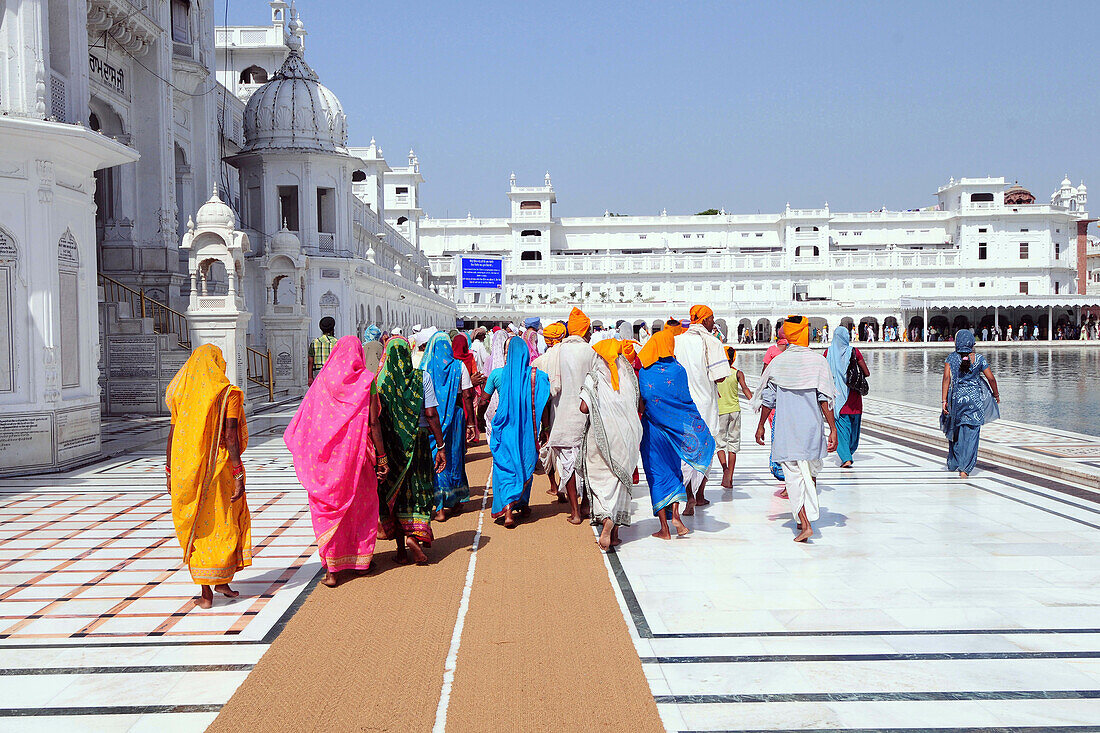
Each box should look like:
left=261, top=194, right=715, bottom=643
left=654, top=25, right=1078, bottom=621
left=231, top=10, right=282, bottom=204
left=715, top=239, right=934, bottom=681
left=542, top=321, right=567, bottom=348
left=673, top=304, right=730, bottom=513
left=535, top=307, right=596, bottom=523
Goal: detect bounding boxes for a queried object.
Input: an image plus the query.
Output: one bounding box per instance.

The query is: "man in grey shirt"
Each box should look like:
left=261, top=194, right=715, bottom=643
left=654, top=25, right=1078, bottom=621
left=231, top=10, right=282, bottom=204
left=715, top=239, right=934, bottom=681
left=753, top=317, right=837, bottom=542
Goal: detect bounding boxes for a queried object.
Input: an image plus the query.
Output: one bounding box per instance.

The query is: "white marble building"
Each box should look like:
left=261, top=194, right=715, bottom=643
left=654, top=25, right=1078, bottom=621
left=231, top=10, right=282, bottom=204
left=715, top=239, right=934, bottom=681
left=0, top=0, right=452, bottom=476
left=421, top=175, right=1098, bottom=340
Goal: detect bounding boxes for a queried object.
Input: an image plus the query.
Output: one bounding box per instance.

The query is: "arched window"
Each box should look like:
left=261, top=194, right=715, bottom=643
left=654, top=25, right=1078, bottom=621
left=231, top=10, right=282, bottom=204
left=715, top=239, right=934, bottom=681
left=239, top=65, right=268, bottom=84
left=520, top=251, right=542, bottom=261
left=396, top=216, right=408, bottom=226
left=970, top=192, right=995, bottom=202
left=520, top=230, right=541, bottom=237
left=520, top=201, right=541, bottom=210
left=351, top=170, right=366, bottom=183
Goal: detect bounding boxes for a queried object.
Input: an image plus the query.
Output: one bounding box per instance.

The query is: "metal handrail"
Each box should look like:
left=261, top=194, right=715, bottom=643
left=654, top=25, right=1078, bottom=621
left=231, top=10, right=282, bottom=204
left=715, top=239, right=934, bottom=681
left=98, top=272, right=191, bottom=348
left=246, top=347, right=274, bottom=403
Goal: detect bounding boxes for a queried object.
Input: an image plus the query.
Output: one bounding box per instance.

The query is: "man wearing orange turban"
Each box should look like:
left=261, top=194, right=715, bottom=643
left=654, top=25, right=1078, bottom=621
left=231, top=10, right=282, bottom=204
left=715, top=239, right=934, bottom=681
left=536, top=307, right=596, bottom=523
left=673, top=305, right=730, bottom=513
left=567, top=307, right=591, bottom=338
left=542, top=321, right=567, bottom=347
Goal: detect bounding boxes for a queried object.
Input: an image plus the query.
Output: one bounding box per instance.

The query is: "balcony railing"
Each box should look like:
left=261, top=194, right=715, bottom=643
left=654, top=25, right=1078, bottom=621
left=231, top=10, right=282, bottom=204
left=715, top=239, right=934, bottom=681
left=318, top=232, right=335, bottom=253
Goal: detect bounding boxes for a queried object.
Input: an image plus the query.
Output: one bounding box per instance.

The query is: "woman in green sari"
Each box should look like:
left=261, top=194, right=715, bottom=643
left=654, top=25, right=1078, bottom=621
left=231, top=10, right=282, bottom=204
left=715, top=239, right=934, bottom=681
left=376, top=337, right=447, bottom=564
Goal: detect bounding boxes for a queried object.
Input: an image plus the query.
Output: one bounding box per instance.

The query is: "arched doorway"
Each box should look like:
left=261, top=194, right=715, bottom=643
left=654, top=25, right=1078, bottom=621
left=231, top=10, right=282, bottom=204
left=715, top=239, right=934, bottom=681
left=882, top=316, right=899, bottom=342
left=907, top=315, right=924, bottom=341
left=808, top=316, right=828, bottom=343
left=929, top=315, right=949, bottom=341
left=755, top=318, right=772, bottom=342
left=89, top=99, right=126, bottom=268
left=859, top=317, right=879, bottom=342
left=715, top=318, right=728, bottom=341
left=951, top=314, right=971, bottom=335
left=737, top=318, right=752, bottom=342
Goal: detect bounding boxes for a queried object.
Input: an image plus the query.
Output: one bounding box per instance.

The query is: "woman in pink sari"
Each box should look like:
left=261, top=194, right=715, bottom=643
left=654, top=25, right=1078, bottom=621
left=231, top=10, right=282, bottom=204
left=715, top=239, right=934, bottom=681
left=284, top=336, right=389, bottom=587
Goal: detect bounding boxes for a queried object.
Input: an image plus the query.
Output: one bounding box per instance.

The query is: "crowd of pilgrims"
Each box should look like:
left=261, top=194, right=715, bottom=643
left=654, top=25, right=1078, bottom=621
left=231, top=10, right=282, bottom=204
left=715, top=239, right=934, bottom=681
left=162, top=306, right=1002, bottom=606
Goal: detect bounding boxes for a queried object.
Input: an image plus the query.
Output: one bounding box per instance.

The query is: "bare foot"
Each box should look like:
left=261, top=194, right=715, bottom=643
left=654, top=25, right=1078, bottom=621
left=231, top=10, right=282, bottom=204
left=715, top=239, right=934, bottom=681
left=695, top=493, right=710, bottom=506
left=546, top=487, right=557, bottom=495
left=321, top=572, right=339, bottom=588
left=394, top=553, right=412, bottom=566
left=354, top=563, right=374, bottom=576
left=519, top=505, right=532, bottom=518
left=794, top=525, right=813, bottom=542
left=682, top=498, right=695, bottom=517
left=567, top=514, right=585, bottom=525
left=651, top=528, right=672, bottom=540
left=450, top=503, right=464, bottom=516
left=579, top=501, right=591, bottom=519
left=776, top=488, right=788, bottom=499
left=405, top=535, right=429, bottom=564
left=556, top=492, right=567, bottom=503
left=671, top=518, right=690, bottom=537
left=959, top=471, right=969, bottom=478
left=503, top=512, right=516, bottom=528
left=194, top=586, right=214, bottom=609
left=611, top=536, right=623, bottom=547
left=597, top=520, right=613, bottom=551
left=433, top=510, right=447, bottom=522
left=214, top=584, right=239, bottom=598
left=841, top=461, right=853, bottom=468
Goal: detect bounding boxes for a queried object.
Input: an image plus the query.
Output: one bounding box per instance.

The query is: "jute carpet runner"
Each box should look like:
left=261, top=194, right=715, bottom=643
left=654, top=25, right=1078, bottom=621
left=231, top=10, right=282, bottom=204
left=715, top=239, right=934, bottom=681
left=208, top=445, right=662, bottom=732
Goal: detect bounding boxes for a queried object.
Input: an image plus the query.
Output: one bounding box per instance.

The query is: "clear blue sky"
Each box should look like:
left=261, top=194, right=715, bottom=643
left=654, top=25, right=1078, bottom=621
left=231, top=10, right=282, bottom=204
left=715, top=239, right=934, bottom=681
left=224, top=0, right=1099, bottom=218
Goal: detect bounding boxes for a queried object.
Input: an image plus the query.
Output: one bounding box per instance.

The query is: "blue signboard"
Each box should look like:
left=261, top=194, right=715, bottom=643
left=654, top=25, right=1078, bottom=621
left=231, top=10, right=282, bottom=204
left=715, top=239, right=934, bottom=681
left=460, top=257, right=503, bottom=290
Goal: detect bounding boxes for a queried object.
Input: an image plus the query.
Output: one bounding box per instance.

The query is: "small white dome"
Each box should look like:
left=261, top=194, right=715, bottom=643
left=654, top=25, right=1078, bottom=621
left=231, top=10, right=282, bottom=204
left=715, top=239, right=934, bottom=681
left=195, top=186, right=235, bottom=228
left=1062, top=175, right=1073, bottom=188
left=242, top=44, right=347, bottom=153
left=270, top=225, right=301, bottom=251
left=1078, top=181, right=1087, bottom=193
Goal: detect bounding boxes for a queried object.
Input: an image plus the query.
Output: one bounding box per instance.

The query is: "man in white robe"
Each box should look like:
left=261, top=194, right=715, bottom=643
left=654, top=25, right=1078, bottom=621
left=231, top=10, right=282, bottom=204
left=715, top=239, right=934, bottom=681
left=538, top=308, right=596, bottom=524
left=674, top=304, right=731, bottom=512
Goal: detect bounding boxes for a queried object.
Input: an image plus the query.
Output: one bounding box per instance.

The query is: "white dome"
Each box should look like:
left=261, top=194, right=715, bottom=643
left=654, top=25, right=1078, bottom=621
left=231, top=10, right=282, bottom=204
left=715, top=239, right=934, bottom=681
left=195, top=186, right=235, bottom=228
left=1078, top=181, right=1087, bottom=193
left=242, top=46, right=347, bottom=153
left=269, top=225, right=301, bottom=251
left=1062, top=175, right=1073, bottom=188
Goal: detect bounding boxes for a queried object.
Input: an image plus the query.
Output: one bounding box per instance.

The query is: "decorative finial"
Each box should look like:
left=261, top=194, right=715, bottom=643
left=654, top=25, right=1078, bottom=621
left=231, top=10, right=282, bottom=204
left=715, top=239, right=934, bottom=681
left=186, top=215, right=195, bottom=231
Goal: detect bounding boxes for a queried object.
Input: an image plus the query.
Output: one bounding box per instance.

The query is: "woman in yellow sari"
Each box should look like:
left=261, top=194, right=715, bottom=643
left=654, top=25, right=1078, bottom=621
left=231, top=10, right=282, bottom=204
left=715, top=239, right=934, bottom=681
left=165, top=344, right=251, bottom=609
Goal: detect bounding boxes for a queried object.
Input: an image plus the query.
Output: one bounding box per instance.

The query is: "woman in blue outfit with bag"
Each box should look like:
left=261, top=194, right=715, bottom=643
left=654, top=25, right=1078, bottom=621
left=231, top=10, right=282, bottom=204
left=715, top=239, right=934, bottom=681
left=940, top=330, right=1000, bottom=478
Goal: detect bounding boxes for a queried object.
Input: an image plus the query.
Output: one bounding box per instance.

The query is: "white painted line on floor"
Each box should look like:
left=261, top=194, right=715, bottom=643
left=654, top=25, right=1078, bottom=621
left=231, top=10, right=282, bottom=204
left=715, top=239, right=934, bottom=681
left=432, top=477, right=490, bottom=733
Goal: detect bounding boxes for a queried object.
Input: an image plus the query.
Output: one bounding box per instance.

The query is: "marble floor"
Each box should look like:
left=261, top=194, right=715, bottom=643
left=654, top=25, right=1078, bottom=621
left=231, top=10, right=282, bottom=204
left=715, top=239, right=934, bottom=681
left=605, top=419, right=1100, bottom=731
left=3, top=399, right=1100, bottom=731
left=0, top=404, right=318, bottom=732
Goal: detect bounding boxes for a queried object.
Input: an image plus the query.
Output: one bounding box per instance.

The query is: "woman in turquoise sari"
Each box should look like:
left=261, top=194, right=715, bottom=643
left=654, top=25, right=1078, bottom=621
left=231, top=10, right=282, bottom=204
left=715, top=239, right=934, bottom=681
left=940, top=329, right=1000, bottom=478
left=636, top=328, right=714, bottom=540
left=421, top=332, right=476, bottom=520
left=484, top=336, right=551, bottom=528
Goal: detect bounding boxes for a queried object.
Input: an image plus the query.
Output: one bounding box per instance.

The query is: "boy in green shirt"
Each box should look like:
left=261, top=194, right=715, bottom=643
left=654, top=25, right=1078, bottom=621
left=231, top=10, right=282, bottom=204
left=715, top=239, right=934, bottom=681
left=715, top=346, right=753, bottom=489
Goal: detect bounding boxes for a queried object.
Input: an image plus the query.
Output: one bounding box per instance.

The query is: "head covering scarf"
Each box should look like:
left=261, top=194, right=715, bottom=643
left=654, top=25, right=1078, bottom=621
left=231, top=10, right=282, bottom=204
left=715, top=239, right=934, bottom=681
left=751, top=329, right=835, bottom=414
left=472, top=327, right=487, bottom=342
left=486, top=328, right=509, bottom=374
left=955, top=329, right=976, bottom=354
left=451, top=333, right=478, bottom=376
left=568, top=307, right=591, bottom=337
left=523, top=328, right=540, bottom=360
left=543, top=322, right=567, bottom=347
left=375, top=337, right=433, bottom=544
left=363, top=340, right=384, bottom=371
left=363, top=324, right=383, bottom=343
left=825, top=326, right=852, bottom=418
left=490, top=337, right=551, bottom=518
left=412, top=327, right=439, bottom=350
left=165, top=344, right=251, bottom=585
left=284, top=336, right=379, bottom=572
left=638, top=326, right=678, bottom=369
left=785, top=315, right=810, bottom=347
left=591, top=338, right=626, bottom=391
left=524, top=316, right=542, bottom=329
left=421, top=332, right=469, bottom=510
left=690, top=305, right=714, bottom=324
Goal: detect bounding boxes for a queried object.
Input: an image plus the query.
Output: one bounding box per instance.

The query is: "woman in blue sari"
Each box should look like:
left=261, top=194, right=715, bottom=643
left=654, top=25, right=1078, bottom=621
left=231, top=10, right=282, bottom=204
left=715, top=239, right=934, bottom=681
left=421, top=332, right=476, bottom=520
left=484, top=336, right=551, bottom=528
left=940, top=329, right=1000, bottom=478
left=637, top=327, right=715, bottom=539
